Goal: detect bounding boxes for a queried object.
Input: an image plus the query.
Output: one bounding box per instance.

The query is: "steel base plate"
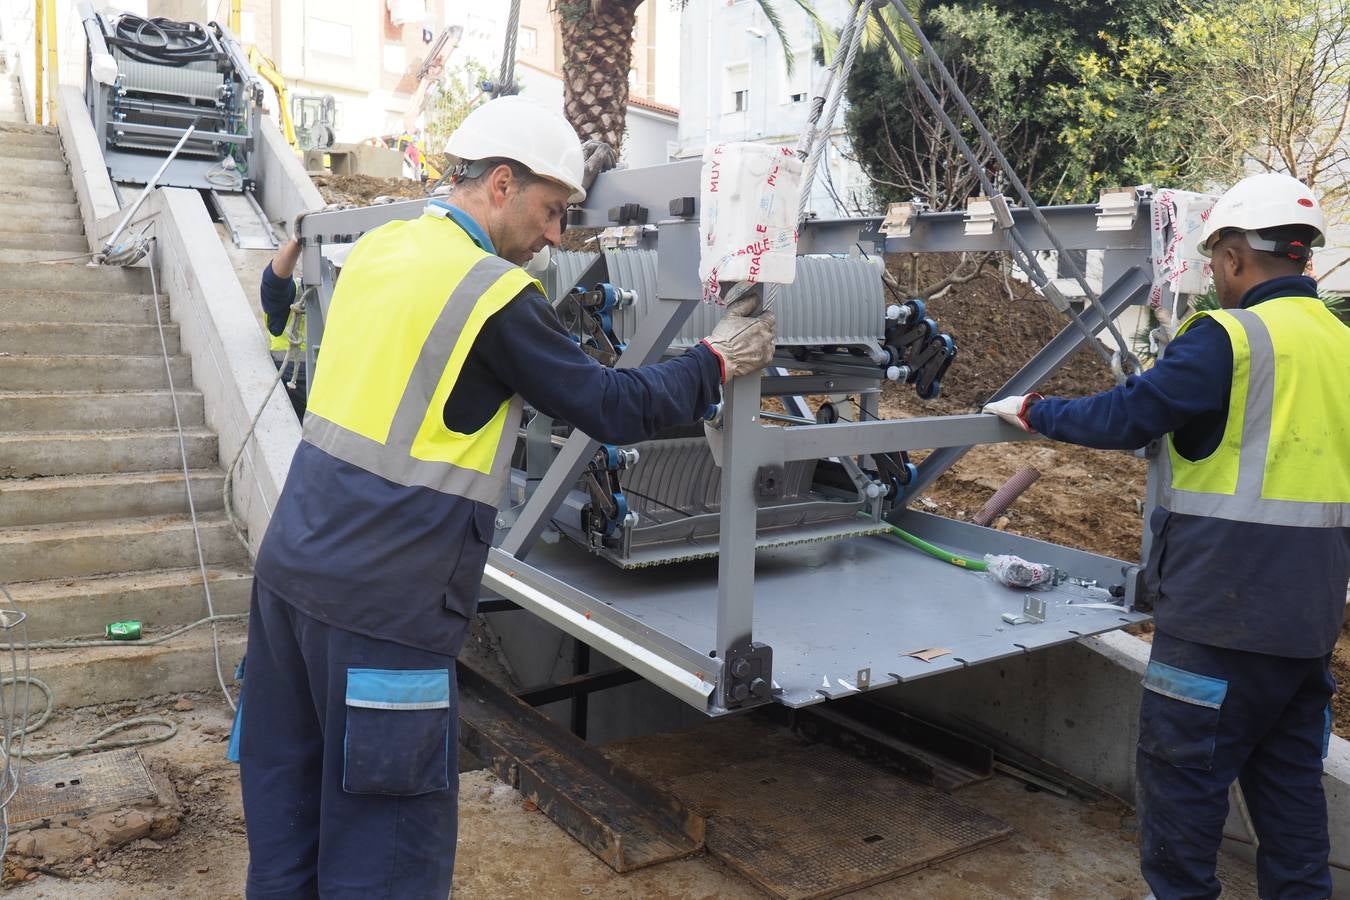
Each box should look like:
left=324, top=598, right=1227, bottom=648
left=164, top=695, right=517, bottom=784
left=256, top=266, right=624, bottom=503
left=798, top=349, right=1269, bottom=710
left=7, top=749, right=157, bottom=829
left=520, top=520, right=1148, bottom=709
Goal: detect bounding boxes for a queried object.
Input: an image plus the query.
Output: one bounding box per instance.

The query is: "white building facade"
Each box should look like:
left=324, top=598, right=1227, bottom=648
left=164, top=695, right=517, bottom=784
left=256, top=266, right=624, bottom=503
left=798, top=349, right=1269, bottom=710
left=677, top=0, right=873, bottom=216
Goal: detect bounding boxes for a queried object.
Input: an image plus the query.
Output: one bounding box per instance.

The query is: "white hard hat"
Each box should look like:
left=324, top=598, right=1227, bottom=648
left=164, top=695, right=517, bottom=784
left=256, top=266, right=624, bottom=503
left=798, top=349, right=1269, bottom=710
left=444, top=96, right=587, bottom=203
left=1198, top=172, right=1326, bottom=258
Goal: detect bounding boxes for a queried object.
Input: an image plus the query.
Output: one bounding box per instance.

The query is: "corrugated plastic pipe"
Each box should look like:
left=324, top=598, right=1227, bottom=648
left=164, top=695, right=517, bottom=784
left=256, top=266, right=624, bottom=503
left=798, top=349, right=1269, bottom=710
left=973, top=467, right=1041, bottom=527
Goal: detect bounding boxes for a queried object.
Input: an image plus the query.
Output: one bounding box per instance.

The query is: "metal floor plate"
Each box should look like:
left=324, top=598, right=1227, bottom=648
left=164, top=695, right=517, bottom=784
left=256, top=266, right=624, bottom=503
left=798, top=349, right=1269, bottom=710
left=669, top=744, right=1010, bottom=899
left=524, top=521, right=1148, bottom=709
left=7, top=749, right=157, bottom=829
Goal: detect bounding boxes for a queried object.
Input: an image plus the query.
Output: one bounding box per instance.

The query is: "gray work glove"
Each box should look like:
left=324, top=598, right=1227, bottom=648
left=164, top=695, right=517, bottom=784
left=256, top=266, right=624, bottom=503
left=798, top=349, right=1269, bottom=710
left=581, top=139, right=619, bottom=193
left=700, top=295, right=776, bottom=382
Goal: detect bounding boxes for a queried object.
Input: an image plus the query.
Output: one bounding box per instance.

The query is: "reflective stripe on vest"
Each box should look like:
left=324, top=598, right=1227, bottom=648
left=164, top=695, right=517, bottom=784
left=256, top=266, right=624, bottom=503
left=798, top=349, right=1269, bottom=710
left=302, top=213, right=536, bottom=506
left=1158, top=296, right=1350, bottom=528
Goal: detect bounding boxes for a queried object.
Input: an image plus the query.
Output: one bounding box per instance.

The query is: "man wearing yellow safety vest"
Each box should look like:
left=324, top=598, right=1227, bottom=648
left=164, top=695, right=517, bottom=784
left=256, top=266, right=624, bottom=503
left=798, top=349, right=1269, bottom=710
left=258, top=233, right=306, bottom=418
left=235, top=96, right=776, bottom=898
left=984, top=172, right=1349, bottom=899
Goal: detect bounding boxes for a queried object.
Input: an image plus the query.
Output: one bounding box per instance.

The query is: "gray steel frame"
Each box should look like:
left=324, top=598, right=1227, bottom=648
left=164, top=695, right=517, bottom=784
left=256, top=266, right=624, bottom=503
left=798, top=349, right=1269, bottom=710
left=295, top=161, right=1158, bottom=716
left=79, top=3, right=264, bottom=191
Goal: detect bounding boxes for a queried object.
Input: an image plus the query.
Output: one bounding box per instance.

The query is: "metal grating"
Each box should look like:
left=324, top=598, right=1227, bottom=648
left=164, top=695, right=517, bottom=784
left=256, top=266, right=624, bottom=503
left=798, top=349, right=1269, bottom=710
left=7, top=750, right=157, bottom=829
left=550, top=250, right=886, bottom=351
left=669, top=745, right=1011, bottom=899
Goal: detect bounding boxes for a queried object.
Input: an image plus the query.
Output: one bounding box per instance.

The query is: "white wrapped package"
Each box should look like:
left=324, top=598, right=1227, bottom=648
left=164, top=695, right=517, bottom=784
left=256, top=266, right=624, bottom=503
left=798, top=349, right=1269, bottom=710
left=698, top=142, right=802, bottom=300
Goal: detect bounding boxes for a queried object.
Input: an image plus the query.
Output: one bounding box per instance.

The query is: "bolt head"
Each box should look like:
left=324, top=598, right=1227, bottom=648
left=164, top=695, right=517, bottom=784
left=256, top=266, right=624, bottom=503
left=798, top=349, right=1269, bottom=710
left=730, top=683, right=750, bottom=703
left=750, top=677, right=770, bottom=698
left=731, top=658, right=751, bottom=678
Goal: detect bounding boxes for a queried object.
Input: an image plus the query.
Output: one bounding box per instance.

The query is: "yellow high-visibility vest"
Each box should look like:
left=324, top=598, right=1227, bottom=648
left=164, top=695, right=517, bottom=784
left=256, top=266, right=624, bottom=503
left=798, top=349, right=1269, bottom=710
left=1158, top=295, right=1350, bottom=527
left=267, top=309, right=305, bottom=355
left=302, top=209, right=538, bottom=506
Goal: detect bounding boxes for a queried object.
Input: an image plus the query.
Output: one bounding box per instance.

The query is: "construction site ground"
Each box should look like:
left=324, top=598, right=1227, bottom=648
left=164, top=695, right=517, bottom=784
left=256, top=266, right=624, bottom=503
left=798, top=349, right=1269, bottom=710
left=6, top=215, right=1304, bottom=894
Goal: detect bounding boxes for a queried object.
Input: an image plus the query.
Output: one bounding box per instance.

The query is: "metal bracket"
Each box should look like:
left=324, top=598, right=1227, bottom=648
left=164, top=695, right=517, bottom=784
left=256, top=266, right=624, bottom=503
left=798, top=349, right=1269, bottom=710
left=721, top=642, right=774, bottom=710
left=1001, top=595, right=1047, bottom=626
left=1095, top=188, right=1138, bottom=232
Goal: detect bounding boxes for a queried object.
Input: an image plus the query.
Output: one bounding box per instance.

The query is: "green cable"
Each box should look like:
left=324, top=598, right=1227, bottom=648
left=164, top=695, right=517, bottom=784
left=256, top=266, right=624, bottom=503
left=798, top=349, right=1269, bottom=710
left=881, top=524, right=989, bottom=571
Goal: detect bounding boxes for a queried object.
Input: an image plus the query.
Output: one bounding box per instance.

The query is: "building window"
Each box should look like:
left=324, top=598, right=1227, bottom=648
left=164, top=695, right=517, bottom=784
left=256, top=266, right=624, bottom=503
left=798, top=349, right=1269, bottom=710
left=308, top=19, right=353, bottom=57
left=782, top=46, right=809, bottom=104
left=725, top=63, right=749, bottom=114
left=519, top=26, right=537, bottom=53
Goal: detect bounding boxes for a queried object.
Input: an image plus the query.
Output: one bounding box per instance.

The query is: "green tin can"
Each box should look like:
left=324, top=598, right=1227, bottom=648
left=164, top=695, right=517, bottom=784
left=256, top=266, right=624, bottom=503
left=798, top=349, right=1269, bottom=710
left=106, top=621, right=142, bottom=641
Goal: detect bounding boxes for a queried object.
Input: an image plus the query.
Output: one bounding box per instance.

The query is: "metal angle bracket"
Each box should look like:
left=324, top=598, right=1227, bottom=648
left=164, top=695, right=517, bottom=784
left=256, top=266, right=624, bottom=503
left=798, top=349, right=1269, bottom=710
left=721, top=641, right=774, bottom=710
left=1001, top=594, right=1047, bottom=626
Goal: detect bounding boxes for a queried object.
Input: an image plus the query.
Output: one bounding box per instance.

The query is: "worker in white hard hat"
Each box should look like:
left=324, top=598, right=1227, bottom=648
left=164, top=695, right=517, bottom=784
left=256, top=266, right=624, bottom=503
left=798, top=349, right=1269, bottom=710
left=235, top=95, right=776, bottom=898
left=985, top=171, right=1349, bottom=898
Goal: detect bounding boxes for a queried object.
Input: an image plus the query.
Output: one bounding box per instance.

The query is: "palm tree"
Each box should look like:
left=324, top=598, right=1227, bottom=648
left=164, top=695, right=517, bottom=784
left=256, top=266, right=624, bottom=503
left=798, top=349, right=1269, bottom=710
left=556, top=0, right=835, bottom=153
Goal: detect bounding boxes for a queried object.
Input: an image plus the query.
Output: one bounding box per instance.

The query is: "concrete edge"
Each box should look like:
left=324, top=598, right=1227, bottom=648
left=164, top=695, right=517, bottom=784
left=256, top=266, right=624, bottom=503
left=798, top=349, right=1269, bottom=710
left=255, top=117, right=324, bottom=223
left=138, top=188, right=300, bottom=556
left=55, top=84, right=118, bottom=253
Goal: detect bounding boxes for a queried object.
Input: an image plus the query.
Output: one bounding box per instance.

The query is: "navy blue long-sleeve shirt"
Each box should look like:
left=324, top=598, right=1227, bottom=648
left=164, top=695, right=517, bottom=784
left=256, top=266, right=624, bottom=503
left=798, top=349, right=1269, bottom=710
left=1025, top=275, right=1348, bottom=657
left=260, top=262, right=296, bottom=337
left=254, top=205, right=723, bottom=656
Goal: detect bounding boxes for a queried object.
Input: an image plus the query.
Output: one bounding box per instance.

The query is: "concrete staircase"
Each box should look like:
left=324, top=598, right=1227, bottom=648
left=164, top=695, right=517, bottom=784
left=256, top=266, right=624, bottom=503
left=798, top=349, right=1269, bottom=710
left=0, top=116, right=249, bottom=708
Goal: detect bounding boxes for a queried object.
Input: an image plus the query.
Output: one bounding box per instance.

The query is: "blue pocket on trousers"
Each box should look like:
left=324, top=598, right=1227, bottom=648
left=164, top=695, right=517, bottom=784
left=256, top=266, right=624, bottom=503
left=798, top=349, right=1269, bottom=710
left=1138, top=660, right=1227, bottom=771
left=344, top=668, right=452, bottom=796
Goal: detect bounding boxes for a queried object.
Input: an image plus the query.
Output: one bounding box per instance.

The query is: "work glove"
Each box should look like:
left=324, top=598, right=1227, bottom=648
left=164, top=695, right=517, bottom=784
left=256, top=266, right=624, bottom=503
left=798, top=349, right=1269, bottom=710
left=581, top=139, right=619, bottom=193
left=700, top=296, right=776, bottom=382
left=981, top=393, right=1042, bottom=433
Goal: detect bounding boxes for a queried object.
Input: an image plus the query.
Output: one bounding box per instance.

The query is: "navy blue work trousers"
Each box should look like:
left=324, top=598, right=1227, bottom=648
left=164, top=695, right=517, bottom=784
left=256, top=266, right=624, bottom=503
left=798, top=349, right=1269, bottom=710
left=238, top=581, right=459, bottom=899
left=1137, top=630, right=1335, bottom=899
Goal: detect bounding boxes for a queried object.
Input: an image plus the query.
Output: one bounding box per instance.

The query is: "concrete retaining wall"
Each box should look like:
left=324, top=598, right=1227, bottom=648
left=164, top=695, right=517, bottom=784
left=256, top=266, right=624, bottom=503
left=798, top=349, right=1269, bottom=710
left=875, top=630, right=1350, bottom=896
left=255, top=116, right=323, bottom=224
left=55, top=84, right=116, bottom=252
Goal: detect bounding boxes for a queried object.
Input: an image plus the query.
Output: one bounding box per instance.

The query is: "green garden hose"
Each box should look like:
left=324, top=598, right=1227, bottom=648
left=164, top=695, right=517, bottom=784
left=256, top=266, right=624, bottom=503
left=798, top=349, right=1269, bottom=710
left=881, top=524, right=989, bottom=571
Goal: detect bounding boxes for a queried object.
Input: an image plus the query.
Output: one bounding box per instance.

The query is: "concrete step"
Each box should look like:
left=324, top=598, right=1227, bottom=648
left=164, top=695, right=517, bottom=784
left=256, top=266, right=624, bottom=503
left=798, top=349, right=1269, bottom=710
left=0, top=204, right=82, bottom=227
left=0, top=122, right=55, bottom=136
left=0, top=262, right=149, bottom=293
left=0, top=155, right=68, bottom=179
left=0, top=141, right=63, bottom=162
left=0, top=247, right=97, bottom=264
left=0, top=389, right=204, bottom=431
left=24, top=621, right=247, bottom=708
left=0, top=469, right=224, bottom=527
left=0, top=354, right=192, bottom=391
left=0, top=289, right=158, bottom=324
left=0, top=130, right=61, bottom=151
left=0, top=182, right=79, bottom=205
left=4, top=565, right=252, bottom=641
left=0, top=230, right=87, bottom=253
left=0, top=322, right=180, bottom=355
left=0, top=428, right=218, bottom=478
left=0, top=512, right=248, bottom=583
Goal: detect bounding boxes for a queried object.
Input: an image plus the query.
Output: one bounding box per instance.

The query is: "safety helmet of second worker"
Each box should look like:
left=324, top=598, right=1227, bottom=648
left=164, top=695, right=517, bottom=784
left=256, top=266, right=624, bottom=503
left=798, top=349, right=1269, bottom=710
left=1197, top=172, right=1325, bottom=307
left=443, top=96, right=585, bottom=269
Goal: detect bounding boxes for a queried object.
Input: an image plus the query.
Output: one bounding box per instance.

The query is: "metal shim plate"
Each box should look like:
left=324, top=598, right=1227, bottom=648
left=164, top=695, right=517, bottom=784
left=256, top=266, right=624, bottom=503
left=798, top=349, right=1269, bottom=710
left=7, top=749, right=157, bottom=829
left=668, top=745, right=1011, bottom=899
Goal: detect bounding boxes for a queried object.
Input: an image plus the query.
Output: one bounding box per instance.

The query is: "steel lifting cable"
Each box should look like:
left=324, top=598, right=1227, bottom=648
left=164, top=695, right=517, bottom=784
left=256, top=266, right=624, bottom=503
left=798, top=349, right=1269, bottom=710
left=866, top=11, right=1121, bottom=376
left=879, top=0, right=1139, bottom=378
left=494, top=0, right=523, bottom=97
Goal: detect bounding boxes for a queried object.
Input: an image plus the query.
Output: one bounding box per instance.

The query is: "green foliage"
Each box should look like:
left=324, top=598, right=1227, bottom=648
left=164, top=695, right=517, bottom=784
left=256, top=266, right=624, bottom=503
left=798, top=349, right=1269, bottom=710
left=845, top=0, right=1221, bottom=207
left=423, top=59, right=493, bottom=151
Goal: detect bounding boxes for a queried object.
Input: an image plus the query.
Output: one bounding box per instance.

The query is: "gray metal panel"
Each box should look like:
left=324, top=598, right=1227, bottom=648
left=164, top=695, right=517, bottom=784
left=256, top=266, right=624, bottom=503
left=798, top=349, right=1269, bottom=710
left=520, top=530, right=1147, bottom=710
left=554, top=249, right=885, bottom=350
